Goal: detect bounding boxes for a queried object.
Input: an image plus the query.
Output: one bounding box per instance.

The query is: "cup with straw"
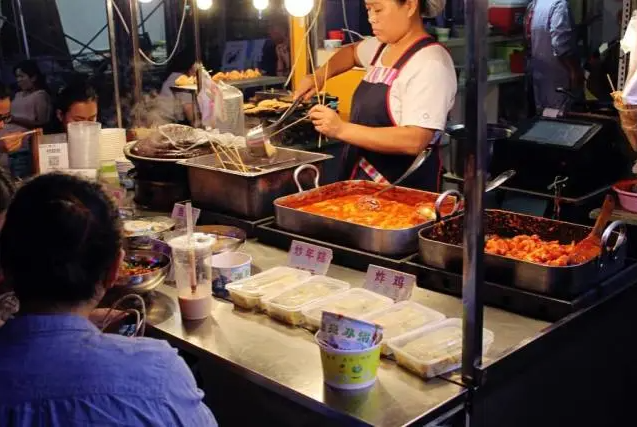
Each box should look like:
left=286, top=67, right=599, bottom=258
left=167, top=203, right=216, bottom=320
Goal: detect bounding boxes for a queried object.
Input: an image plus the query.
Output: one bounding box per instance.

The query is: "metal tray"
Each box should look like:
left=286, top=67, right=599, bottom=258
left=274, top=165, right=462, bottom=257
left=178, top=147, right=332, bottom=219
left=418, top=209, right=627, bottom=297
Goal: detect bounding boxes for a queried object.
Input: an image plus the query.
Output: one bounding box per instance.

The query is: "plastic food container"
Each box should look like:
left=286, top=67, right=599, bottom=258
left=613, top=179, right=637, bottom=213
left=316, top=332, right=382, bottom=390
left=488, top=0, right=529, bottom=34
left=263, top=276, right=350, bottom=326
left=226, top=266, right=311, bottom=310
left=387, top=318, right=494, bottom=379
left=362, top=301, right=446, bottom=356
left=302, top=288, right=394, bottom=331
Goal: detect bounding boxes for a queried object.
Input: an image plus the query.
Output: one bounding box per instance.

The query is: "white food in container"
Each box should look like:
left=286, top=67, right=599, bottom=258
left=226, top=266, right=311, bottom=310
left=301, top=288, right=394, bottom=331
left=263, top=276, right=350, bottom=326
left=387, top=318, right=494, bottom=379
left=362, top=301, right=446, bottom=355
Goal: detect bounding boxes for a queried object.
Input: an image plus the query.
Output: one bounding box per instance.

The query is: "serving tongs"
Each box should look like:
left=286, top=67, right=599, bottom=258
left=246, top=96, right=304, bottom=158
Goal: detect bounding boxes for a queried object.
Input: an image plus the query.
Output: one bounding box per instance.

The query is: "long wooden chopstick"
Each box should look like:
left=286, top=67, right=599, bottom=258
left=0, top=129, right=38, bottom=141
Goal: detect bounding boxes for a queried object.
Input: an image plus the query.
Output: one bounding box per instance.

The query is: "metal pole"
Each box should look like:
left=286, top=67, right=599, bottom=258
left=462, top=0, right=489, bottom=425
left=14, top=0, right=29, bottom=58
left=192, top=0, right=202, bottom=128
left=105, top=0, right=123, bottom=128
left=129, top=0, right=144, bottom=108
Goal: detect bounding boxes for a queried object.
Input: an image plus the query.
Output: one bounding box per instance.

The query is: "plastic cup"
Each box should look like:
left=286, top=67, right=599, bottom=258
left=206, top=252, right=252, bottom=298
left=167, top=233, right=215, bottom=320
left=315, top=332, right=382, bottom=390
left=67, top=121, right=102, bottom=169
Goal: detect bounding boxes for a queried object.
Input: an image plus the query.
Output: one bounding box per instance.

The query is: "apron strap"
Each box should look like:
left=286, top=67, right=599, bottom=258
left=370, top=43, right=387, bottom=67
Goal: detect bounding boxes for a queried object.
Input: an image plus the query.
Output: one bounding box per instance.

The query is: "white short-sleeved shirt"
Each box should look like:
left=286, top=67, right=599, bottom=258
left=355, top=37, right=457, bottom=131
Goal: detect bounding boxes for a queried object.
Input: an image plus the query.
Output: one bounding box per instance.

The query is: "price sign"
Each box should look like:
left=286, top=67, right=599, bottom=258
left=287, top=240, right=333, bottom=275
left=363, top=265, right=416, bottom=302
left=171, top=202, right=201, bottom=229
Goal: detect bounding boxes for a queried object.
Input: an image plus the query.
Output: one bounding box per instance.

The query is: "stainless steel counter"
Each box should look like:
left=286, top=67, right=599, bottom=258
left=146, top=241, right=549, bottom=426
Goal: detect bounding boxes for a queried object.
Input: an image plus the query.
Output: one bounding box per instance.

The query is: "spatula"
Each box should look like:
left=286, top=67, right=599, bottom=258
left=568, top=195, right=616, bottom=265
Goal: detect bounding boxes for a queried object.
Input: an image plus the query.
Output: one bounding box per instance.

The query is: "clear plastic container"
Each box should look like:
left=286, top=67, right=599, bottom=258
left=226, top=266, right=311, bottom=310
left=301, top=288, right=394, bottom=331
left=387, top=318, right=494, bottom=379
left=362, top=301, right=446, bottom=356
left=263, top=276, right=351, bottom=326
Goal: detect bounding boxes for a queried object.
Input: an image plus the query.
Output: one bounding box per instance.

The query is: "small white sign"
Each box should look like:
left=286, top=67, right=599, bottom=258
left=171, top=202, right=201, bottom=229
left=542, top=108, right=560, bottom=118
left=39, top=142, right=69, bottom=174
left=363, top=265, right=416, bottom=302
left=287, top=240, right=333, bottom=275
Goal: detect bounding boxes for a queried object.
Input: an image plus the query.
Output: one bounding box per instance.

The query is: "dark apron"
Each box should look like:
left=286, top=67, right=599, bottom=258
left=346, top=36, right=443, bottom=192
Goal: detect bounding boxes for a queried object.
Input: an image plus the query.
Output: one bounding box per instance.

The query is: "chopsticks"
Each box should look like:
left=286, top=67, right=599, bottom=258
left=0, top=129, right=38, bottom=141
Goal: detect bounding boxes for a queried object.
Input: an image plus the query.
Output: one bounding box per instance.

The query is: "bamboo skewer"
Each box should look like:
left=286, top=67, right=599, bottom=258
left=0, top=129, right=38, bottom=141
left=270, top=114, right=311, bottom=139
left=607, top=74, right=617, bottom=94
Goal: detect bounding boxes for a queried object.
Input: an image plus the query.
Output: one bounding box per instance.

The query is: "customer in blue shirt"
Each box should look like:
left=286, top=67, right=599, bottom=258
left=0, top=173, right=217, bottom=427
left=525, top=0, right=585, bottom=111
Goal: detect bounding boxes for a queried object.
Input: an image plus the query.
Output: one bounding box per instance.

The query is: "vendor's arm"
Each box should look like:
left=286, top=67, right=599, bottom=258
left=310, top=105, right=433, bottom=156
left=295, top=41, right=369, bottom=100
left=550, top=0, right=584, bottom=90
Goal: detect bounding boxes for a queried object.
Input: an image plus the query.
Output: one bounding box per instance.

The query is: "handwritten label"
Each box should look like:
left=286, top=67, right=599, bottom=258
left=171, top=202, right=201, bottom=229
left=363, top=265, right=416, bottom=302
left=287, top=240, right=333, bottom=275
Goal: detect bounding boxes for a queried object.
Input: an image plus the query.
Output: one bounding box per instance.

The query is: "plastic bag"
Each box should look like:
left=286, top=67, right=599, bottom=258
left=198, top=69, right=245, bottom=136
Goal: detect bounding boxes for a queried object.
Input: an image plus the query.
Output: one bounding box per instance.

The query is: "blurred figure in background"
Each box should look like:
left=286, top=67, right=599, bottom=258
left=47, top=75, right=99, bottom=134
left=261, top=18, right=291, bottom=77
left=160, top=50, right=197, bottom=125
left=525, top=0, right=585, bottom=112
left=6, top=60, right=52, bottom=132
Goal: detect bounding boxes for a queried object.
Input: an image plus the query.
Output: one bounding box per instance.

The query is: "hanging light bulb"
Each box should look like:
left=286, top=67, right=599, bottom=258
left=196, top=0, right=213, bottom=10
left=138, top=0, right=154, bottom=3
left=284, top=0, right=313, bottom=17
left=253, top=0, right=269, bottom=11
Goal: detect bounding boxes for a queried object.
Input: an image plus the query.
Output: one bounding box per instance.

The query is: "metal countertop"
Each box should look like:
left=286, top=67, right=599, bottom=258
left=146, top=241, right=549, bottom=426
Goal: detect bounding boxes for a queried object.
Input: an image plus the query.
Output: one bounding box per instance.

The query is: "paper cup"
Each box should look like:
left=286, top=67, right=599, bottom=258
left=315, top=333, right=382, bottom=390
left=206, top=252, right=252, bottom=298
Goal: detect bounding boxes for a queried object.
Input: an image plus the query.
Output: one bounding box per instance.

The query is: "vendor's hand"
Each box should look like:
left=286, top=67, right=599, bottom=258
left=310, top=105, right=345, bottom=139
left=294, top=73, right=322, bottom=101
left=1, top=134, right=23, bottom=153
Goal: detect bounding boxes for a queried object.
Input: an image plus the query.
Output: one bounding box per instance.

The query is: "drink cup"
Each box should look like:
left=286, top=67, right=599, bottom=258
left=167, top=233, right=215, bottom=320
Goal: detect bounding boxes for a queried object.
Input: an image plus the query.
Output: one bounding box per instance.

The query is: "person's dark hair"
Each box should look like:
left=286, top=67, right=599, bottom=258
left=13, top=59, right=48, bottom=91
left=0, top=82, right=10, bottom=100
left=395, top=0, right=443, bottom=17
left=167, top=48, right=196, bottom=76
left=0, top=167, right=16, bottom=212
left=0, top=173, right=122, bottom=307
left=56, top=75, right=98, bottom=115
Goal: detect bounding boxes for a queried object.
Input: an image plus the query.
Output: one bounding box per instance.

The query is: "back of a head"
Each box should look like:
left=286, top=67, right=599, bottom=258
left=0, top=174, right=122, bottom=308
left=14, top=59, right=47, bottom=91
left=0, top=82, right=10, bottom=101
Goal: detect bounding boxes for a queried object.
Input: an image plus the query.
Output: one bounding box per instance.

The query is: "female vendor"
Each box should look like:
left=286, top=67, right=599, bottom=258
left=298, top=0, right=456, bottom=191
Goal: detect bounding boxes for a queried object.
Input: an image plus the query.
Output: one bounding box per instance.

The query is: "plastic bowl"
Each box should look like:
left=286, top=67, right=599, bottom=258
left=613, top=179, right=637, bottom=213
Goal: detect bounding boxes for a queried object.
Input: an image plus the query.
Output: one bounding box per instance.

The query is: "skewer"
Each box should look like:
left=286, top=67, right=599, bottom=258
left=210, top=142, right=227, bottom=170
left=270, top=114, right=311, bottom=138
left=0, top=129, right=38, bottom=141
left=233, top=146, right=248, bottom=173
left=607, top=74, right=617, bottom=94
left=222, top=144, right=246, bottom=173
left=307, top=37, right=323, bottom=149
left=319, top=60, right=330, bottom=149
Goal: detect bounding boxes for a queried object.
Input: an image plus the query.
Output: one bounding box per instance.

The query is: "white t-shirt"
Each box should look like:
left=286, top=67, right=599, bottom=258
left=355, top=37, right=457, bottom=131
left=159, top=72, right=193, bottom=122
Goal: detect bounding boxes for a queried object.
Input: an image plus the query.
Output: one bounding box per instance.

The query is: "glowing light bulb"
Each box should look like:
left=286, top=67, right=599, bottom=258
left=138, top=0, right=153, bottom=3
left=284, top=0, right=313, bottom=17
left=196, top=0, right=213, bottom=10
left=253, top=0, right=269, bottom=11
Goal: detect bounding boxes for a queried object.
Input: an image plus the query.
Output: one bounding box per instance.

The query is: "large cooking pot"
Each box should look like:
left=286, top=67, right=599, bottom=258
left=444, top=124, right=514, bottom=178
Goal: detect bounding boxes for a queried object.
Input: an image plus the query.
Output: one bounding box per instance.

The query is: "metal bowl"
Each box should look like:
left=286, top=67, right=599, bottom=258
left=115, top=250, right=172, bottom=293
left=196, top=225, right=247, bottom=254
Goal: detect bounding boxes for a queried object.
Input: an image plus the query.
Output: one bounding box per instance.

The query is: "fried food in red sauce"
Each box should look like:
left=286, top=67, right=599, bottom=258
left=297, top=195, right=442, bottom=229
left=485, top=234, right=576, bottom=266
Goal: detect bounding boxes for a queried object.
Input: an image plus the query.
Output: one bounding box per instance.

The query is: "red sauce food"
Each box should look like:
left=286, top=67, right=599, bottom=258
left=485, top=234, right=576, bottom=266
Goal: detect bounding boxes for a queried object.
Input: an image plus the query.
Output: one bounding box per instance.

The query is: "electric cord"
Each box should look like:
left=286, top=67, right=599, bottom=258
left=101, top=293, right=147, bottom=337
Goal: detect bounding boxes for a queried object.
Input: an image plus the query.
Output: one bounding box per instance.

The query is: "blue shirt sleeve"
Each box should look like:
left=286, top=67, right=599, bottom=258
left=159, top=349, right=218, bottom=427
left=549, top=0, right=576, bottom=57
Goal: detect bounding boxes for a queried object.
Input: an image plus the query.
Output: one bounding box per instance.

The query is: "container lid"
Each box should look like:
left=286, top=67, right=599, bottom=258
left=226, top=266, right=311, bottom=298
left=361, top=301, right=446, bottom=342
left=302, top=288, right=394, bottom=327
left=387, top=318, right=494, bottom=367
left=264, top=275, right=351, bottom=311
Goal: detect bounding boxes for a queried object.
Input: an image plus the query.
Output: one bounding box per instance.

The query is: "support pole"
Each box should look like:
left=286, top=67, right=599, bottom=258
left=14, top=0, right=29, bottom=58
left=105, top=0, right=123, bottom=128
left=129, top=0, right=143, bottom=109
left=192, top=0, right=202, bottom=128
left=461, top=0, right=489, bottom=425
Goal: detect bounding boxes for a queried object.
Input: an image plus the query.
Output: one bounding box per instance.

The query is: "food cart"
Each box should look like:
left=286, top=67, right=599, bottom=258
left=109, top=1, right=637, bottom=426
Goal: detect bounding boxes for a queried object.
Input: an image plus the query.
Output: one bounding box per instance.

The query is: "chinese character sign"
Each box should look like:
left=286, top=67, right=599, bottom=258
left=363, top=265, right=416, bottom=302
left=287, top=240, right=332, bottom=275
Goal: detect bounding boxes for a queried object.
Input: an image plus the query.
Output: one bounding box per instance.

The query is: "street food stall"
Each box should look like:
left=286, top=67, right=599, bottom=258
left=8, top=0, right=637, bottom=426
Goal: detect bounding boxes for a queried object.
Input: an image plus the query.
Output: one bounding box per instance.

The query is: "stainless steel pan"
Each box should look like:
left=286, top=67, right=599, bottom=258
left=418, top=210, right=627, bottom=297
